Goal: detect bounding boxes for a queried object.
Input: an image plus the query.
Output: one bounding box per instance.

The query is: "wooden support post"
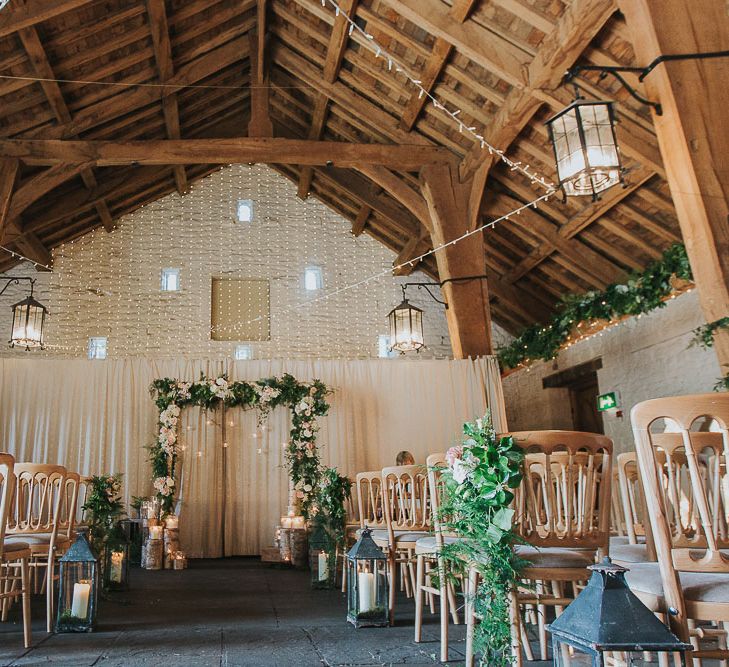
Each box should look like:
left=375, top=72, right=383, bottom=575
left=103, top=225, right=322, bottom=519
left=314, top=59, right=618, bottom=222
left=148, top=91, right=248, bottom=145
left=0, top=160, right=19, bottom=240
left=248, top=0, right=273, bottom=138
left=420, top=162, right=493, bottom=358
left=619, top=0, right=729, bottom=371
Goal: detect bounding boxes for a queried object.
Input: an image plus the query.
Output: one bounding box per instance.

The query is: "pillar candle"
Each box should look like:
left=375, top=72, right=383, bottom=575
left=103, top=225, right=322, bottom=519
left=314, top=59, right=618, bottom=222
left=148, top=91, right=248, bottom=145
left=165, top=516, right=179, bottom=530
left=71, top=581, right=91, bottom=618
left=318, top=551, right=329, bottom=581
left=149, top=525, right=163, bottom=540
left=358, top=571, right=375, bottom=613
left=109, top=551, right=124, bottom=583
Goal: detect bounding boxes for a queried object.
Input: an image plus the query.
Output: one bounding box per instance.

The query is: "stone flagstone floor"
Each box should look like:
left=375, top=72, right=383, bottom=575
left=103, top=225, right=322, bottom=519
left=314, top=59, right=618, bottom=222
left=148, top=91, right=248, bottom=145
left=0, top=557, right=552, bottom=667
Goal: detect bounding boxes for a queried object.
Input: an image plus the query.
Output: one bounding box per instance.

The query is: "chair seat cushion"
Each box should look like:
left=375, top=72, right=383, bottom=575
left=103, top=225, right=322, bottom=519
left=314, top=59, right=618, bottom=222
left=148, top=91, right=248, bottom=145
left=5, top=534, right=53, bottom=547
left=515, top=545, right=596, bottom=569
left=415, top=535, right=463, bottom=555
left=610, top=535, right=646, bottom=547
left=611, top=542, right=652, bottom=564
left=625, top=562, right=729, bottom=603
left=3, top=540, right=31, bottom=558
left=370, top=529, right=431, bottom=546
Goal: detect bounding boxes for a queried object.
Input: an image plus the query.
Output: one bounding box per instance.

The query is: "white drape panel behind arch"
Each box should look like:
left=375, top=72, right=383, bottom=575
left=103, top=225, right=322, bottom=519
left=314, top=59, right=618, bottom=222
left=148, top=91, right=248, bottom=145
left=0, top=357, right=505, bottom=556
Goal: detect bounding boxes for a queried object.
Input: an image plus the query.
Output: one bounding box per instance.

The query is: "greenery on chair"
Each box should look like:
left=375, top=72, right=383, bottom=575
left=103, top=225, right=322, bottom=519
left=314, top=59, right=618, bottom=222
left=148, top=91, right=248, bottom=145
left=311, top=467, right=352, bottom=554
left=438, top=413, right=524, bottom=667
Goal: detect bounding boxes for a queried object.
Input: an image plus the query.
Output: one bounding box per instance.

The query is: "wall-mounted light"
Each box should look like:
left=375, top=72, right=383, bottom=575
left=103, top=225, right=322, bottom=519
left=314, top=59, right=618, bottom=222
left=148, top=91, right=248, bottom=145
left=2, top=277, right=48, bottom=350
left=550, top=49, right=729, bottom=199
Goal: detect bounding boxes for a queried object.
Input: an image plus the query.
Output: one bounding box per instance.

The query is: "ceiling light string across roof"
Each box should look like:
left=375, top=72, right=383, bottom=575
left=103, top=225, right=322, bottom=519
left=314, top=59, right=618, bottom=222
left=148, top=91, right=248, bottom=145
left=320, top=0, right=557, bottom=194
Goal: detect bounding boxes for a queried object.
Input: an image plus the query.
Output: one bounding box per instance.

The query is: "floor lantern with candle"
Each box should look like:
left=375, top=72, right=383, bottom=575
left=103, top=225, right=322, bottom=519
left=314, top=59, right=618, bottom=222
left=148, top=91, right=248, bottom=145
left=309, top=522, right=336, bottom=589
left=56, top=533, right=99, bottom=632
left=103, top=540, right=130, bottom=592
left=346, top=527, right=388, bottom=628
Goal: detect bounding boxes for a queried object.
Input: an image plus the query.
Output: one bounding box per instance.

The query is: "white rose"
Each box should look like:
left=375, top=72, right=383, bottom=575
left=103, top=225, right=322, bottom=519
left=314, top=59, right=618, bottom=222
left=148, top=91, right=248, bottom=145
left=452, top=459, right=472, bottom=485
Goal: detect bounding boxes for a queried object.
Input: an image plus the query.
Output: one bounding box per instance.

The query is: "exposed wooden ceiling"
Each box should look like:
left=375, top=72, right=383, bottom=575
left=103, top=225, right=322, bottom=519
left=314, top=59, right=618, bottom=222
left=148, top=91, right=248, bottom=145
left=0, top=0, right=682, bottom=334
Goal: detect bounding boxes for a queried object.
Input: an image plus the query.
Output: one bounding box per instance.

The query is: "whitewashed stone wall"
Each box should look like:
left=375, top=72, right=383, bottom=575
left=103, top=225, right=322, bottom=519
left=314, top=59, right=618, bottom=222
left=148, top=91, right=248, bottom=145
left=501, top=289, right=721, bottom=453
left=0, top=164, right=501, bottom=360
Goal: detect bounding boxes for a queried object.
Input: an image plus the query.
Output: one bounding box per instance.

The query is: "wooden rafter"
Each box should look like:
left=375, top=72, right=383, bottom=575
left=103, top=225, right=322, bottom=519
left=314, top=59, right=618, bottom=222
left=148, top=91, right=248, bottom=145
left=0, top=0, right=94, bottom=39
left=398, top=0, right=477, bottom=131
left=297, top=0, right=358, bottom=200
left=17, top=25, right=115, bottom=232
left=146, top=0, right=189, bottom=195
left=248, top=0, right=273, bottom=138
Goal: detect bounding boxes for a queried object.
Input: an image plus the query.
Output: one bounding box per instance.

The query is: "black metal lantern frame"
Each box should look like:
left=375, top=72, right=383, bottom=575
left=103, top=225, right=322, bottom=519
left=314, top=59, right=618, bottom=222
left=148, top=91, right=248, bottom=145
left=346, top=527, right=389, bottom=628
left=387, top=276, right=488, bottom=355
left=309, top=522, right=337, bottom=590
left=0, top=276, right=48, bottom=350
left=547, top=558, right=691, bottom=666
left=56, top=533, right=99, bottom=633
left=104, top=542, right=130, bottom=592
left=545, top=98, right=623, bottom=200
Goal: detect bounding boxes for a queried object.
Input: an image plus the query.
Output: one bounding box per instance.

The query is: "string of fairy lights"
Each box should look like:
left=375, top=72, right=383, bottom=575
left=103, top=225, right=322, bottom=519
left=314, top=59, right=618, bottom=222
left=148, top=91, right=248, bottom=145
left=0, top=0, right=567, bottom=356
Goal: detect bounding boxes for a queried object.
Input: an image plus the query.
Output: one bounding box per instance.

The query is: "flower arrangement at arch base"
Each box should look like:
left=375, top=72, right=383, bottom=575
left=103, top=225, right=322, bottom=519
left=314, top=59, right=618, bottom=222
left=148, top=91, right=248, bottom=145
left=438, top=413, right=525, bottom=667
left=149, top=373, right=331, bottom=517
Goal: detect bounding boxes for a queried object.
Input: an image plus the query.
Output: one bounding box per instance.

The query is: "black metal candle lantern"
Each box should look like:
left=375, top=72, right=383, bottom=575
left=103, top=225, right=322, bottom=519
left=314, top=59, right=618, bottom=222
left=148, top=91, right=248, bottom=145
left=56, top=533, right=99, bottom=632
left=546, top=98, right=622, bottom=200
left=547, top=558, right=691, bottom=666
left=309, top=522, right=336, bottom=590
left=104, top=542, right=130, bottom=592
left=346, top=527, right=389, bottom=628
left=0, top=276, right=48, bottom=350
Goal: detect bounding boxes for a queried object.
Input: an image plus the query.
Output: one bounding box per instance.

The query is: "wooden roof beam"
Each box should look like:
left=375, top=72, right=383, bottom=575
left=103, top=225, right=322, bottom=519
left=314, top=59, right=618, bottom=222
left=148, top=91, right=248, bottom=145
left=398, top=0, right=478, bottom=131
left=0, top=160, right=19, bottom=242
left=20, top=36, right=249, bottom=141
left=146, top=0, right=188, bottom=195
left=351, top=205, right=371, bottom=237
left=379, top=0, right=529, bottom=88
left=505, top=164, right=654, bottom=280
left=297, top=0, right=358, bottom=200
left=1, top=138, right=451, bottom=170
left=248, top=0, right=273, bottom=138
left=459, top=0, right=618, bottom=182
left=0, top=0, right=95, bottom=39
left=18, top=26, right=116, bottom=231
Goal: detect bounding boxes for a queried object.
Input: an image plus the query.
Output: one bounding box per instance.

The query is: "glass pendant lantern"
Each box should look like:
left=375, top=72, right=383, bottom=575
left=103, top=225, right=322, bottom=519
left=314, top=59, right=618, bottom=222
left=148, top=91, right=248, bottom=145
left=10, top=290, right=47, bottom=350
left=387, top=298, right=424, bottom=354
left=546, top=99, right=623, bottom=199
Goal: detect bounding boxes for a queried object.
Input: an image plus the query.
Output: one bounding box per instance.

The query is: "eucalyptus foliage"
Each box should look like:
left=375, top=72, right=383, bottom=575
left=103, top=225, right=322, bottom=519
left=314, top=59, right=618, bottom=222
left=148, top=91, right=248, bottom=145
left=83, top=474, right=126, bottom=554
left=311, top=467, right=352, bottom=553
left=498, top=243, right=693, bottom=369
left=438, top=414, right=524, bottom=667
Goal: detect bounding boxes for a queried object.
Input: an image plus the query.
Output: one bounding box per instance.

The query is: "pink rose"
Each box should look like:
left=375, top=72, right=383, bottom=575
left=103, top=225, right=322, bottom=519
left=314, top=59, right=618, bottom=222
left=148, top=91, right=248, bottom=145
left=446, top=446, right=463, bottom=467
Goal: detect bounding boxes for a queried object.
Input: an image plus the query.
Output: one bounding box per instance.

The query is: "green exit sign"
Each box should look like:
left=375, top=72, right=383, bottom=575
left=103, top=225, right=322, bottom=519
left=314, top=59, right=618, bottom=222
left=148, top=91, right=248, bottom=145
left=597, top=391, right=619, bottom=412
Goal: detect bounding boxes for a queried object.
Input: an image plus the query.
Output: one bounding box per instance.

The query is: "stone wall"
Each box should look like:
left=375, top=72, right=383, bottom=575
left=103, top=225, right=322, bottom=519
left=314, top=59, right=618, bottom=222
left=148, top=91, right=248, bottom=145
left=501, top=289, right=721, bottom=452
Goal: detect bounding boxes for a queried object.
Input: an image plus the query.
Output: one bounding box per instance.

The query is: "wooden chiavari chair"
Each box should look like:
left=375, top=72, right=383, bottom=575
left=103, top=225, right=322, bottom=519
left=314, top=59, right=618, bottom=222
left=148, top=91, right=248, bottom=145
left=380, top=464, right=431, bottom=625
left=413, top=453, right=461, bottom=662
left=0, top=453, right=31, bottom=648
left=630, top=394, right=729, bottom=664
left=5, top=463, right=66, bottom=633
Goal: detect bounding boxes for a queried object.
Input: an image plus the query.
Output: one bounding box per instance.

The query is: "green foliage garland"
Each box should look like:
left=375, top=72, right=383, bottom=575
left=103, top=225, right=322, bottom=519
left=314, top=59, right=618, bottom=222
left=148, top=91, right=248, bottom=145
left=311, top=467, right=352, bottom=553
left=149, top=373, right=332, bottom=516
left=438, top=413, right=524, bottom=666
left=498, top=243, right=693, bottom=369
left=83, top=474, right=126, bottom=555
left=690, top=316, right=729, bottom=391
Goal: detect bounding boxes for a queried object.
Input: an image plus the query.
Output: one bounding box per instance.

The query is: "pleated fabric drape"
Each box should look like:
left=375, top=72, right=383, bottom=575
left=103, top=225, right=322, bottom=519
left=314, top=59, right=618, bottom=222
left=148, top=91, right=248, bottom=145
left=0, top=356, right=505, bottom=556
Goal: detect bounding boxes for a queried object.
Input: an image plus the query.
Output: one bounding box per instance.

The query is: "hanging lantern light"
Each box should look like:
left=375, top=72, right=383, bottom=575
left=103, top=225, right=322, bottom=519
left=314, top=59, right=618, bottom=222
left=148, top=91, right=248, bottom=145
left=546, top=98, right=623, bottom=199
left=0, top=277, right=48, bottom=350
left=387, top=291, right=424, bottom=354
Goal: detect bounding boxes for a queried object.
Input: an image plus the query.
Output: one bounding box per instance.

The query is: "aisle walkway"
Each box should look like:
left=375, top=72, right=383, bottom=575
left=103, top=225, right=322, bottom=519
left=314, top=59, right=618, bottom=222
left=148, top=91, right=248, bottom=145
left=0, top=558, right=548, bottom=667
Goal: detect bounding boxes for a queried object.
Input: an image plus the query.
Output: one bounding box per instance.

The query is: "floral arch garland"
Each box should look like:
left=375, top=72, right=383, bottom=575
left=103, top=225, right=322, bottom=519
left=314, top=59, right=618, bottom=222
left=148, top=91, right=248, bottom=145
left=149, top=373, right=331, bottom=516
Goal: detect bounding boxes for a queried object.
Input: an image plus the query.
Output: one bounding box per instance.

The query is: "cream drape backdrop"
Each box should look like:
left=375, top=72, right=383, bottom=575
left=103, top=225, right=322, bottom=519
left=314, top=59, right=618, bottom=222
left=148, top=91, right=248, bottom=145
left=0, top=357, right=505, bottom=557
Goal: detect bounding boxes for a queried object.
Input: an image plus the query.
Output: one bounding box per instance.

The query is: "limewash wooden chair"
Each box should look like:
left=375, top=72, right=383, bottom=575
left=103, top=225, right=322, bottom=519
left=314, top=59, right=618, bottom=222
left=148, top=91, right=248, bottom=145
left=630, top=394, right=729, bottom=663
left=0, top=453, right=32, bottom=648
